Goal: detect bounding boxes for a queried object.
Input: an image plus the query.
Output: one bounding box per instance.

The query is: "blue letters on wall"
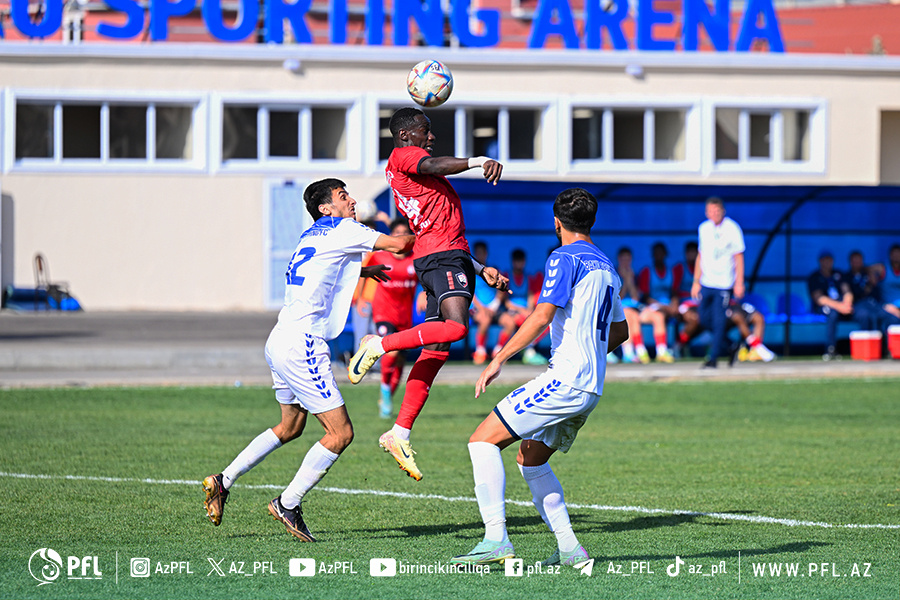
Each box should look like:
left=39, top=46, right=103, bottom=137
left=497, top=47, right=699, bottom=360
left=1, top=0, right=784, bottom=53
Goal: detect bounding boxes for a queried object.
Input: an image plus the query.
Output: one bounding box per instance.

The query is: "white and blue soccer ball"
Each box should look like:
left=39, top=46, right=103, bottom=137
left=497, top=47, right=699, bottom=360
left=406, top=60, right=453, bottom=108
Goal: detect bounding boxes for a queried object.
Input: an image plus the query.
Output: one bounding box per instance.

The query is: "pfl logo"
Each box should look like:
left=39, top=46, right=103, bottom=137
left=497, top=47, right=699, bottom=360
left=29, top=549, right=63, bottom=586
left=28, top=548, right=102, bottom=586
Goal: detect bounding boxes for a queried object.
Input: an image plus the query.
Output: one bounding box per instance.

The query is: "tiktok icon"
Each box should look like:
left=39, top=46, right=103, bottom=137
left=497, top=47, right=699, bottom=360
left=667, top=556, right=685, bottom=577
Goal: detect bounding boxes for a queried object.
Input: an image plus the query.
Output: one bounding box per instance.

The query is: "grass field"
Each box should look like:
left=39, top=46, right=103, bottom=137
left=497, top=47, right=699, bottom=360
left=1, top=378, right=898, bottom=600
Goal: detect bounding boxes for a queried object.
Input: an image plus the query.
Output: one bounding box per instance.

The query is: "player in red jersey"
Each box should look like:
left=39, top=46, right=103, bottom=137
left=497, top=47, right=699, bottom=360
left=347, top=106, right=507, bottom=481
left=367, top=218, right=422, bottom=419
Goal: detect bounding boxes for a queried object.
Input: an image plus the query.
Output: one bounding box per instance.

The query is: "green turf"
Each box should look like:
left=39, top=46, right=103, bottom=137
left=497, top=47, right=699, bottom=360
left=1, top=379, right=898, bottom=599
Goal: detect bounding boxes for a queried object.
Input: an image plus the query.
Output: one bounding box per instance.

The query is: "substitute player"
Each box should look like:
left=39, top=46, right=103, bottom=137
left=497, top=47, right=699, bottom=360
left=367, top=217, right=421, bottom=418
left=451, top=188, right=628, bottom=567
left=202, top=178, right=413, bottom=540
left=347, top=107, right=507, bottom=481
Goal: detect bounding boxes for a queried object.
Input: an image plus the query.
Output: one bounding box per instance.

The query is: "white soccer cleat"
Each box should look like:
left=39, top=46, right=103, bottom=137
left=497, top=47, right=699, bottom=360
left=754, top=342, right=776, bottom=362
left=450, top=538, right=515, bottom=565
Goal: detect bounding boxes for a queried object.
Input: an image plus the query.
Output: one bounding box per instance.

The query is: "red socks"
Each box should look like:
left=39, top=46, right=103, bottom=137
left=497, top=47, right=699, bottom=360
left=381, top=353, right=405, bottom=394
left=382, top=320, right=468, bottom=353
left=395, top=349, right=449, bottom=430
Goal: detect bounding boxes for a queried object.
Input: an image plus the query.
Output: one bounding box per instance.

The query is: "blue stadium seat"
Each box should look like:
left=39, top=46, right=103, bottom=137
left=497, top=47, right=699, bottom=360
left=742, top=292, right=771, bottom=316
left=776, top=293, right=826, bottom=324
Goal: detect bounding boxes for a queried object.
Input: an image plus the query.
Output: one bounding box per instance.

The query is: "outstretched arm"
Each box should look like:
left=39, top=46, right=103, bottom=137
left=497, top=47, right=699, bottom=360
left=419, top=156, right=503, bottom=185
left=374, top=234, right=414, bottom=254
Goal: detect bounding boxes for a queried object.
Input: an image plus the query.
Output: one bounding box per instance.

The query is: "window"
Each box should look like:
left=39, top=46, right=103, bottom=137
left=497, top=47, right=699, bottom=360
left=311, top=107, right=346, bottom=160
left=222, top=106, right=257, bottom=160
left=377, top=104, right=544, bottom=165
left=378, top=106, right=456, bottom=161
left=269, top=111, right=299, bottom=158
left=572, top=108, right=603, bottom=160
left=220, top=103, right=349, bottom=164
left=715, top=106, right=813, bottom=165
left=572, top=106, right=687, bottom=164
left=654, top=110, right=686, bottom=161
left=469, top=109, right=498, bottom=158
left=13, top=99, right=197, bottom=165
left=62, top=105, right=101, bottom=158
left=508, top=109, right=541, bottom=160
left=782, top=109, right=810, bottom=162
left=612, top=110, right=644, bottom=160
left=15, top=104, right=53, bottom=159
left=110, top=105, right=147, bottom=159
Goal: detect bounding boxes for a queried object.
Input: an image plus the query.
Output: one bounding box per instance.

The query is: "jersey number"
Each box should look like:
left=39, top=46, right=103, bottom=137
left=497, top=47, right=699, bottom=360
left=286, top=247, right=316, bottom=286
left=596, top=285, right=614, bottom=341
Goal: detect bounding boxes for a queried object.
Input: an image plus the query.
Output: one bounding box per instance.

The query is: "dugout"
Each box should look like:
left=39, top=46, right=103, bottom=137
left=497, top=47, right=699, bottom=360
left=377, top=181, right=900, bottom=356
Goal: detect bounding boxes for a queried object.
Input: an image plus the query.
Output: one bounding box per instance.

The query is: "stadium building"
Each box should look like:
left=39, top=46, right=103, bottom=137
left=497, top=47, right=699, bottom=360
left=0, top=0, right=899, bottom=318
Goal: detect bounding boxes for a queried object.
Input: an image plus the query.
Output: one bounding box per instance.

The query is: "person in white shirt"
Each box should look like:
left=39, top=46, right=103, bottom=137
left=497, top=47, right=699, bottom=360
left=450, top=188, right=629, bottom=569
left=202, top=178, right=414, bottom=541
left=690, top=196, right=745, bottom=368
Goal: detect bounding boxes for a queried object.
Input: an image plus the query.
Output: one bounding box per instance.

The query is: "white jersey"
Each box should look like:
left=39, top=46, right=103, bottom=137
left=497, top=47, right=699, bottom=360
left=539, top=241, right=625, bottom=395
left=275, top=216, right=380, bottom=341
left=697, top=216, right=745, bottom=290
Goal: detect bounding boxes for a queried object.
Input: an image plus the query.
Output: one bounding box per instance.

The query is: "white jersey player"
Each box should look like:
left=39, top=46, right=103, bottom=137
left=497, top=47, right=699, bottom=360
left=203, top=178, right=413, bottom=541
left=451, top=188, right=629, bottom=568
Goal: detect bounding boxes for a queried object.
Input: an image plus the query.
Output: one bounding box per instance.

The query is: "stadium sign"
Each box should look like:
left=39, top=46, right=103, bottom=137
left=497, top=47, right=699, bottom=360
left=0, top=0, right=784, bottom=52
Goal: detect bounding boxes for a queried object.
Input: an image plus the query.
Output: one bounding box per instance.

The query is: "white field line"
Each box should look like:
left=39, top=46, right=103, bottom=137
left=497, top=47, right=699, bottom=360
left=2, top=470, right=898, bottom=530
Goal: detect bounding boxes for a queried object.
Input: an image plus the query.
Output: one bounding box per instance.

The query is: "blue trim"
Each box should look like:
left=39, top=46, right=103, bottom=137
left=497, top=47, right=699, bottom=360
left=493, top=407, right=521, bottom=441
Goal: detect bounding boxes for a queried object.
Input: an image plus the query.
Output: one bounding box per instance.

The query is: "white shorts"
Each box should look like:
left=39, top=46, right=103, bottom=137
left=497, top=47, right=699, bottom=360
left=494, top=370, right=600, bottom=453
left=264, top=327, right=344, bottom=414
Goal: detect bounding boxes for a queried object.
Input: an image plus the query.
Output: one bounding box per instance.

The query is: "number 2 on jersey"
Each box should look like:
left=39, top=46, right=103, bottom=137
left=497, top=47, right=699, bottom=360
left=286, top=247, right=316, bottom=286
left=596, top=285, right=614, bottom=341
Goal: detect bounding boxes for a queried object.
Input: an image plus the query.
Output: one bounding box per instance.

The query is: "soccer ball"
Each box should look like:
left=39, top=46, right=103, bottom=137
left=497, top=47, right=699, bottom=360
left=406, top=60, right=453, bottom=108
left=354, top=198, right=377, bottom=223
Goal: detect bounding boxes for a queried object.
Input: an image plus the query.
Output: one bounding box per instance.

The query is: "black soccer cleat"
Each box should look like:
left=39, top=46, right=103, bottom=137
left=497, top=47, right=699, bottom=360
left=268, top=496, right=316, bottom=542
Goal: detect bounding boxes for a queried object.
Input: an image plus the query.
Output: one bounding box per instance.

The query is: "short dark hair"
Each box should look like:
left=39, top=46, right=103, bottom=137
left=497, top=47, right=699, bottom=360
left=849, top=250, right=863, bottom=260
left=890, top=243, right=900, bottom=254
left=685, top=240, right=698, bottom=252
left=618, top=246, right=632, bottom=257
left=553, top=188, right=597, bottom=235
left=390, top=217, right=410, bottom=231
left=706, top=195, right=724, bottom=208
left=389, top=107, right=425, bottom=137
left=511, top=248, right=526, bottom=261
left=473, top=241, right=488, bottom=253
left=652, top=241, right=667, bottom=255
left=304, top=178, right=346, bottom=221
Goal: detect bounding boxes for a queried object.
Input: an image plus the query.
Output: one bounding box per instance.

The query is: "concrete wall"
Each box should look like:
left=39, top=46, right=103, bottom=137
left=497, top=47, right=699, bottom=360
left=1, top=45, right=899, bottom=310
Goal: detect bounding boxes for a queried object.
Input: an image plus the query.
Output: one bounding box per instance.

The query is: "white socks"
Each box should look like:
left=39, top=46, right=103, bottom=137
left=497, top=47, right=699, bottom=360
left=280, top=442, right=339, bottom=510
left=222, top=428, right=282, bottom=489
left=468, top=441, right=507, bottom=542
left=519, top=462, right=580, bottom=553
left=392, top=424, right=411, bottom=442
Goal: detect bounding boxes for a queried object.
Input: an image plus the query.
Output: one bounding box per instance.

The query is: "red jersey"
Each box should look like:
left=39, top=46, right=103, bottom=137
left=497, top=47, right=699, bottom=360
left=369, top=250, right=419, bottom=331
left=385, top=145, right=469, bottom=258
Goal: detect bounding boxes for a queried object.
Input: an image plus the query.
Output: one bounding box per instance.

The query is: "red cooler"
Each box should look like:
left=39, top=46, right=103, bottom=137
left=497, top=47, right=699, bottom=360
left=888, top=325, right=900, bottom=360
left=849, top=331, right=882, bottom=361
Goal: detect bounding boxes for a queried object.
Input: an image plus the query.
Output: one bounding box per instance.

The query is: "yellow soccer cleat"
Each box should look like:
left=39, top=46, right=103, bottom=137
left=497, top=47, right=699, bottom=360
left=202, top=473, right=229, bottom=526
left=348, top=334, right=384, bottom=384
left=379, top=430, right=423, bottom=481
left=656, top=349, right=675, bottom=363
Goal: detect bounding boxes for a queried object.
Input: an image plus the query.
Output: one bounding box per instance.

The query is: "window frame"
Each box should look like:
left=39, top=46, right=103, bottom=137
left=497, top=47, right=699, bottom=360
left=564, top=97, right=701, bottom=174
left=212, top=93, right=361, bottom=173
left=3, top=89, right=206, bottom=173
left=706, top=98, right=826, bottom=175
left=371, top=96, right=556, bottom=176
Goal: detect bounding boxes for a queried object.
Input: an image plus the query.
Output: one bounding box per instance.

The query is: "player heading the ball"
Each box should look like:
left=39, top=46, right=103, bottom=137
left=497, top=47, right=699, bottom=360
left=347, top=106, right=507, bottom=482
